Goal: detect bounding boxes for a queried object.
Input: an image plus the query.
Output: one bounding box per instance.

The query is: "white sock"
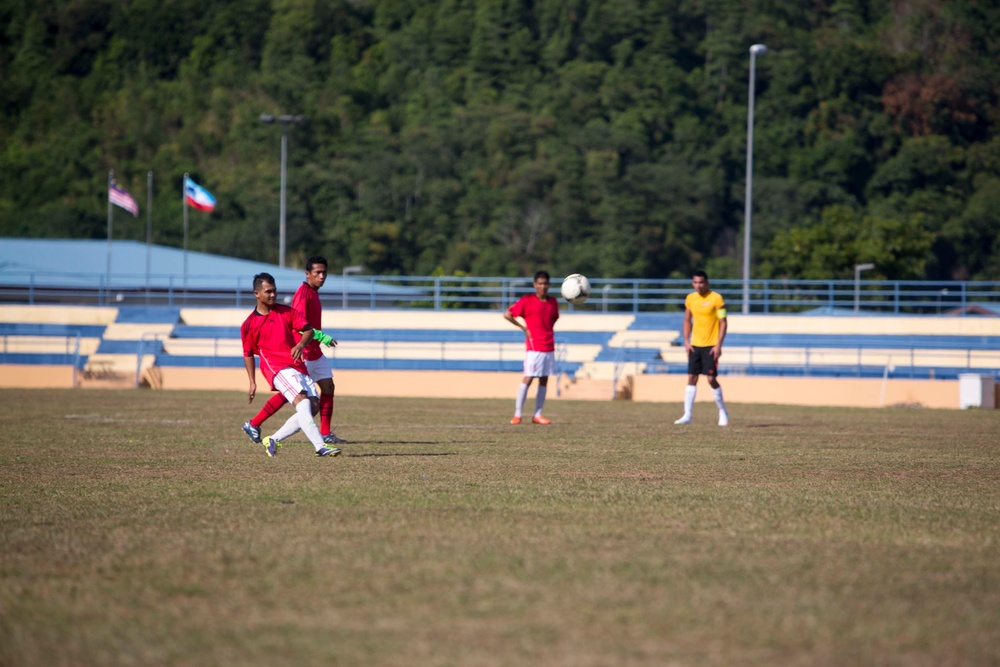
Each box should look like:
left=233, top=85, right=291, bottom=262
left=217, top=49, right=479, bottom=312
left=683, top=385, right=696, bottom=417
left=515, top=383, right=529, bottom=417
left=295, top=399, right=325, bottom=451
left=534, top=385, right=547, bottom=417
left=271, top=412, right=302, bottom=442
left=713, top=386, right=727, bottom=413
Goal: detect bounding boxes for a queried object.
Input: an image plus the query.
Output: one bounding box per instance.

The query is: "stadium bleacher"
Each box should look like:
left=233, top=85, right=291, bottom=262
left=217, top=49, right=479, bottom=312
left=0, top=305, right=114, bottom=376
left=633, top=314, right=1000, bottom=381
left=2, top=305, right=998, bottom=388
left=160, top=309, right=624, bottom=378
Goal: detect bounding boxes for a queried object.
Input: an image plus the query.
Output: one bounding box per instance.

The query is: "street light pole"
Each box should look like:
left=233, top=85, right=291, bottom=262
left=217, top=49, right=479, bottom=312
left=279, top=130, right=287, bottom=268
left=742, top=43, right=767, bottom=314
left=260, top=114, right=307, bottom=268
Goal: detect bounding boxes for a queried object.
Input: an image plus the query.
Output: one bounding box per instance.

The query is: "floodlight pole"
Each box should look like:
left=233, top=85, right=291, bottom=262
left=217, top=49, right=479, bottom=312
left=146, top=171, right=153, bottom=303
left=260, top=114, right=307, bottom=268
left=106, top=170, right=113, bottom=298
left=742, top=44, right=767, bottom=314
left=182, top=172, right=189, bottom=290
left=854, top=263, right=875, bottom=313
left=343, top=265, right=363, bottom=309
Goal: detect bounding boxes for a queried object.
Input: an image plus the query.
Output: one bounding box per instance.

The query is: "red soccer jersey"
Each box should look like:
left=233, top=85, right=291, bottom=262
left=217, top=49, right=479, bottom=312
left=509, top=294, right=559, bottom=352
left=291, top=281, right=324, bottom=361
left=241, top=304, right=309, bottom=390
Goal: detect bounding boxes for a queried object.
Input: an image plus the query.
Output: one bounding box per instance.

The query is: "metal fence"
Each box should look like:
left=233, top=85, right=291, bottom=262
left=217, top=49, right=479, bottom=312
left=2, top=272, right=1000, bottom=314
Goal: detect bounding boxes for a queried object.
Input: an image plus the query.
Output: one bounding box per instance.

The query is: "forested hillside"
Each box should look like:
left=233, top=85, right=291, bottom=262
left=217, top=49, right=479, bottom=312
left=1, top=0, right=998, bottom=280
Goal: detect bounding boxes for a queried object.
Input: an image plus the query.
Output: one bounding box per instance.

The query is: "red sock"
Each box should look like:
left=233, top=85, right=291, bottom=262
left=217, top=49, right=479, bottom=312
left=251, top=392, right=287, bottom=428
left=319, top=392, right=333, bottom=435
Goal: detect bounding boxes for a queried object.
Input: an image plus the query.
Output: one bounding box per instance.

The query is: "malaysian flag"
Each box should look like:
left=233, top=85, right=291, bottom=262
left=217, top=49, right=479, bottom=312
left=109, top=176, right=139, bottom=216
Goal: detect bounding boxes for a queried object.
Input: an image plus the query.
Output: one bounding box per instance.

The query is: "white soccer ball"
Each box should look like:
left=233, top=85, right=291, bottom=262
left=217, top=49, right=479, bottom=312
left=560, top=273, right=591, bottom=305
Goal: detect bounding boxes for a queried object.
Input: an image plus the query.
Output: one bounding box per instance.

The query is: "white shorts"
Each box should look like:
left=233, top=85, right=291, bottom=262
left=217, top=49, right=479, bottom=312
left=303, top=354, right=334, bottom=383
left=523, top=351, right=556, bottom=378
left=273, top=367, right=320, bottom=403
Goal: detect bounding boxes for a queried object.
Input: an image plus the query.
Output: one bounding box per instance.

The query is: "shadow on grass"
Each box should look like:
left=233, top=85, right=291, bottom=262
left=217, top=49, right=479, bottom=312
left=345, top=451, right=458, bottom=457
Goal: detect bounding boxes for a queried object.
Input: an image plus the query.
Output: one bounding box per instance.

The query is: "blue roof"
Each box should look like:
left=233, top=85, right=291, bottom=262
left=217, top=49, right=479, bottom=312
left=0, top=238, right=403, bottom=294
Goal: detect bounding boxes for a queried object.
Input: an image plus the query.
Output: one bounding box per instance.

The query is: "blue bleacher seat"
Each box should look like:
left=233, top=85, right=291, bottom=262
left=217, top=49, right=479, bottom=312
left=97, top=339, right=165, bottom=354
left=153, top=354, right=571, bottom=374
left=171, top=325, right=611, bottom=345
left=0, top=323, right=106, bottom=337
left=0, top=352, right=84, bottom=365
left=627, top=314, right=685, bottom=330
left=114, top=307, right=182, bottom=324
left=171, top=325, right=238, bottom=339
left=594, top=347, right=662, bottom=363
left=723, top=333, right=1000, bottom=350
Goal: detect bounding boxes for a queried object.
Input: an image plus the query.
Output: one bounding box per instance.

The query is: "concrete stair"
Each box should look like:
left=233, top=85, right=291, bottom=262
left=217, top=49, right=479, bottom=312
left=558, top=376, right=633, bottom=401
left=80, top=353, right=156, bottom=389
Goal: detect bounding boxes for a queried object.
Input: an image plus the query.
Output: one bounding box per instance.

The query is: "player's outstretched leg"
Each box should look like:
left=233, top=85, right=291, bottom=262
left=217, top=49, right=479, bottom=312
left=244, top=393, right=287, bottom=443
left=294, top=399, right=340, bottom=457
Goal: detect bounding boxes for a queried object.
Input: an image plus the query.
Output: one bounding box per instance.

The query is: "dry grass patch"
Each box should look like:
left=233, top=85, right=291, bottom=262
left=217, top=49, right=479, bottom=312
left=1, top=389, right=998, bottom=666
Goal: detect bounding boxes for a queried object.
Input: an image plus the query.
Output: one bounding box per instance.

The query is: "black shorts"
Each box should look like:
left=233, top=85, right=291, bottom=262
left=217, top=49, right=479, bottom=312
left=687, top=346, right=718, bottom=377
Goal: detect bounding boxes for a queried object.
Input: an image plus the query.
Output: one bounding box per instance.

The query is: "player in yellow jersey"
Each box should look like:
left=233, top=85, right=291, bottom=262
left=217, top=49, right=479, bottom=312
left=674, top=270, right=730, bottom=426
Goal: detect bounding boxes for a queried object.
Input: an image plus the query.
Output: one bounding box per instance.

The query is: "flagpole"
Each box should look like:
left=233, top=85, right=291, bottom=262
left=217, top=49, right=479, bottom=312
left=146, top=171, right=153, bottom=304
left=183, top=173, right=189, bottom=291
left=107, top=170, right=113, bottom=302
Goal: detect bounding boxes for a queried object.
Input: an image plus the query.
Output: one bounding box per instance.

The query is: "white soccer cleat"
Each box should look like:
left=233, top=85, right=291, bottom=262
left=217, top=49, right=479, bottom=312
left=718, top=410, right=729, bottom=427
left=674, top=415, right=692, bottom=425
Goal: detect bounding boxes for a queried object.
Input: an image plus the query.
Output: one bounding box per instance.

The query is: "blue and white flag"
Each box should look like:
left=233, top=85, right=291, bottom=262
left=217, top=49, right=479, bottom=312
left=184, top=176, right=216, bottom=212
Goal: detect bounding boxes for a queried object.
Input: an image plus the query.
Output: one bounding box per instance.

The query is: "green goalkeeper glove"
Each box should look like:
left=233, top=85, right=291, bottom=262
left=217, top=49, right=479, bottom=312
left=311, top=328, right=336, bottom=347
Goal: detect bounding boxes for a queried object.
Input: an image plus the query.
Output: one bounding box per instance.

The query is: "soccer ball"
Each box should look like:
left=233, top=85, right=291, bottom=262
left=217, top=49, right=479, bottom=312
left=560, top=273, right=591, bottom=305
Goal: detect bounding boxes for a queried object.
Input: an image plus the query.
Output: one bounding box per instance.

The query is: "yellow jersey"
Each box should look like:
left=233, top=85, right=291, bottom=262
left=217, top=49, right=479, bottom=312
left=685, top=290, right=727, bottom=347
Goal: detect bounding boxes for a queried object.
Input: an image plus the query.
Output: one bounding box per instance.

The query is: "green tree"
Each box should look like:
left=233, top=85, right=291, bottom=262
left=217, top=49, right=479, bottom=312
left=759, top=205, right=934, bottom=280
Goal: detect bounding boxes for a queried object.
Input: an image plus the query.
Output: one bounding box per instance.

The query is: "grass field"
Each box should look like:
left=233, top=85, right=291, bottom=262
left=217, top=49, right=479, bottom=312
left=1, top=388, right=998, bottom=666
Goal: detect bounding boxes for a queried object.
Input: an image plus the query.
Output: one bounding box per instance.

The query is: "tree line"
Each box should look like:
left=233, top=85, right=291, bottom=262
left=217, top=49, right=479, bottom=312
left=1, top=0, right=998, bottom=281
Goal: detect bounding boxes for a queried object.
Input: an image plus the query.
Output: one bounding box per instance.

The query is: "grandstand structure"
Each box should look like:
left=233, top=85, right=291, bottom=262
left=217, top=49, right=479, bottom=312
left=1, top=303, right=998, bottom=410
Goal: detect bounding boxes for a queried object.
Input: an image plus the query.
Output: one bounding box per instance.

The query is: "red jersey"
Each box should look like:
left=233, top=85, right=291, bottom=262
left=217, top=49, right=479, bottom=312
left=241, top=304, right=309, bottom=390
left=291, top=281, right=324, bottom=361
left=509, top=294, right=559, bottom=352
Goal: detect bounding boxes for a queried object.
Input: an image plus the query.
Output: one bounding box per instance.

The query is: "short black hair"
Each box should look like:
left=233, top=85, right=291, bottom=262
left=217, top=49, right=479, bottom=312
left=534, top=270, right=550, bottom=282
left=305, top=256, right=328, bottom=272
left=693, top=270, right=708, bottom=280
left=253, top=272, right=276, bottom=291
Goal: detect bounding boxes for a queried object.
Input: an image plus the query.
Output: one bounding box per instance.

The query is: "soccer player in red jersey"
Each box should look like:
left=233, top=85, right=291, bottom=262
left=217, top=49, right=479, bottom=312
left=504, top=270, right=560, bottom=425
left=241, top=257, right=346, bottom=445
left=292, top=257, right=345, bottom=444
left=241, top=272, right=340, bottom=457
